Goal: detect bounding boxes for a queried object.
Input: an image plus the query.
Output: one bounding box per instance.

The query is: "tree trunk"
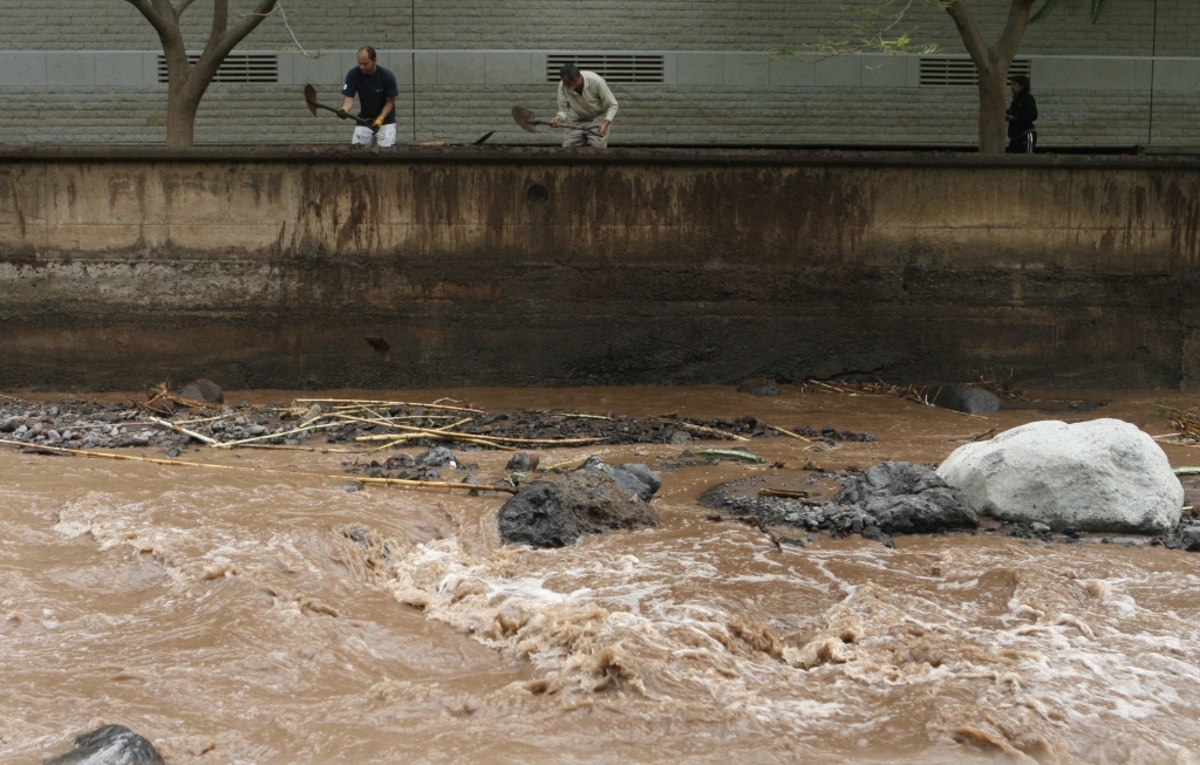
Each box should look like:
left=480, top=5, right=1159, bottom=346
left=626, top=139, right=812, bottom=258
left=165, top=90, right=200, bottom=148
left=977, top=68, right=1009, bottom=154
left=125, top=0, right=278, bottom=148
left=943, top=0, right=1034, bottom=155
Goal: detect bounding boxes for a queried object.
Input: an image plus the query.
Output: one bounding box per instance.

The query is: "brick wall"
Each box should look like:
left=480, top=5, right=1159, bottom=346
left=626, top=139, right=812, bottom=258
left=0, top=0, right=415, bottom=50
left=845, top=0, right=1159, bottom=57
left=0, top=0, right=1195, bottom=148
left=0, top=0, right=1175, bottom=55
left=1155, top=0, right=1200, bottom=56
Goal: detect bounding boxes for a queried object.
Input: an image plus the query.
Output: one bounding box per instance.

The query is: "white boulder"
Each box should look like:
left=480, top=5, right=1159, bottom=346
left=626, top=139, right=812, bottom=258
left=936, top=418, right=1182, bottom=535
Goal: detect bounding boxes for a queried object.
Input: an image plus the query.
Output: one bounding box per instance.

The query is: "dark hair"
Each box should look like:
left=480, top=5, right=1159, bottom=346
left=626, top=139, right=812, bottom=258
left=1009, top=74, right=1030, bottom=91
left=359, top=46, right=377, bottom=61
left=559, top=63, right=581, bottom=81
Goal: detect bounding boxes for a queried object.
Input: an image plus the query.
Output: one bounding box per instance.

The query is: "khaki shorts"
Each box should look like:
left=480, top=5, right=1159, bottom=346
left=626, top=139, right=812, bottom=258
left=353, top=124, right=396, bottom=147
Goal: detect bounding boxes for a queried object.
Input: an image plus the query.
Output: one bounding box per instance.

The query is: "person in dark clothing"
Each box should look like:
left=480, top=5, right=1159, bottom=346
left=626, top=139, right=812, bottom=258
left=1006, top=74, right=1038, bottom=154
left=338, top=46, right=398, bottom=147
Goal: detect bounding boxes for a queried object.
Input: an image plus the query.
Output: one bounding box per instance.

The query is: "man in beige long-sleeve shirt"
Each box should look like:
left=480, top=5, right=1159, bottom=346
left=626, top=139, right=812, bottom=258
left=551, top=64, right=618, bottom=148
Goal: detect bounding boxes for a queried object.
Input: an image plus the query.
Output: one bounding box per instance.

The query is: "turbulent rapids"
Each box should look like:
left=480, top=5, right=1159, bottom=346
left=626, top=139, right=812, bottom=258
left=4, top=385, right=1200, bottom=765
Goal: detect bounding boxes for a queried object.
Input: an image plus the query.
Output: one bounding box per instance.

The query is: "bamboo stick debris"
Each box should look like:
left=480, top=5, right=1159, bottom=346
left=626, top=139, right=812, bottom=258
left=355, top=424, right=605, bottom=447
left=148, top=416, right=222, bottom=446
left=215, top=421, right=342, bottom=449
left=541, top=451, right=605, bottom=472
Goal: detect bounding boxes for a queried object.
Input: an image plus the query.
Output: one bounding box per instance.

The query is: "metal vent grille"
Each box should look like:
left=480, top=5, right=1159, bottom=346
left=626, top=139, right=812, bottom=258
left=546, top=54, right=664, bottom=84
left=156, top=53, right=278, bottom=83
left=919, top=56, right=1032, bottom=87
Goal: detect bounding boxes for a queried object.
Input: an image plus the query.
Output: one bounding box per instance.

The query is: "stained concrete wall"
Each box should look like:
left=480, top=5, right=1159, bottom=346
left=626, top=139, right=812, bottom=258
left=1, top=147, right=1199, bottom=391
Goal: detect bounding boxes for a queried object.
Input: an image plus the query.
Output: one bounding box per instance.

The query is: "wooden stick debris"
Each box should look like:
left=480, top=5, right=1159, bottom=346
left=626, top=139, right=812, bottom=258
left=758, top=488, right=822, bottom=505
left=654, top=418, right=749, bottom=442
left=0, top=438, right=516, bottom=493
left=294, top=398, right=485, bottom=414
left=761, top=422, right=812, bottom=443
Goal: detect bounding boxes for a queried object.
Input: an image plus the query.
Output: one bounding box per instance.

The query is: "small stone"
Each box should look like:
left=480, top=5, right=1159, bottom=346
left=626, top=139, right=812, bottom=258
left=249, top=424, right=267, bottom=436
left=1031, top=522, right=1051, bottom=534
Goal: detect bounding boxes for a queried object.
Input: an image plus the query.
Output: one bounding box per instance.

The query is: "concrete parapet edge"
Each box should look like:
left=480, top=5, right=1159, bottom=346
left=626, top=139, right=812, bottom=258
left=4, top=144, right=1200, bottom=171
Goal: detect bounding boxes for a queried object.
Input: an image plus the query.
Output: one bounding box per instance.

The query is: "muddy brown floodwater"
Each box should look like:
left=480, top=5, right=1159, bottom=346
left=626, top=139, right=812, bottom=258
left=3, top=386, right=1200, bottom=765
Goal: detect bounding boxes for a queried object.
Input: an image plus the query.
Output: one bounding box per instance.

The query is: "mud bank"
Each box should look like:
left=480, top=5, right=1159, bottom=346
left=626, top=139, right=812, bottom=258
left=2, top=147, right=1200, bottom=391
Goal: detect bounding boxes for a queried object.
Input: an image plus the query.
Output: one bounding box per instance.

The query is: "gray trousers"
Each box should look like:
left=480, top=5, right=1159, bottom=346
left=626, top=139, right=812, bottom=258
left=562, top=117, right=609, bottom=148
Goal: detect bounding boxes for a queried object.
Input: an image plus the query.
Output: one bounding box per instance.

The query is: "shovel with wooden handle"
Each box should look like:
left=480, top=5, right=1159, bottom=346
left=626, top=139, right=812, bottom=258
left=511, top=106, right=601, bottom=135
left=304, top=83, right=378, bottom=132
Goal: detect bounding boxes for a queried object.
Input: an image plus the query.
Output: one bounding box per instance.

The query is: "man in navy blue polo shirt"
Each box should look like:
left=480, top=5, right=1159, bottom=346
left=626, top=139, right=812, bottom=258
left=338, top=46, right=399, bottom=147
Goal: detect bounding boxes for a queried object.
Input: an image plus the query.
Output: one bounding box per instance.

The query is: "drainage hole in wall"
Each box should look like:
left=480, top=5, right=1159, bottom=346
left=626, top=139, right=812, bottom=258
left=526, top=184, right=551, bottom=205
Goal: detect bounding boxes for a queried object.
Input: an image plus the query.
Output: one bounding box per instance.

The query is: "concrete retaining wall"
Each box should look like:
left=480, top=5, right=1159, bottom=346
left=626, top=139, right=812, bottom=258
left=1, top=147, right=1199, bottom=390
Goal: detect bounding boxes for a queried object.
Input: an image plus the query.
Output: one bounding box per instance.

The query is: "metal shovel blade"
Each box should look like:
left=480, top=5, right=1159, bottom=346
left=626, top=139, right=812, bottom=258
left=304, top=84, right=320, bottom=117
left=512, top=106, right=539, bottom=133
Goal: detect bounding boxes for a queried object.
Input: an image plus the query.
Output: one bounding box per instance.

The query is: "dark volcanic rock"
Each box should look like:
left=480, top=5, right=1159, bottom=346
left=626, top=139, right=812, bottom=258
left=1182, top=524, right=1200, bottom=552
left=609, top=463, right=663, bottom=502
left=505, top=452, right=539, bottom=472
left=178, top=378, right=224, bottom=404
left=737, top=377, right=779, bottom=397
left=498, top=468, right=661, bottom=548
left=414, top=447, right=458, bottom=468
left=43, top=724, right=164, bottom=765
left=926, top=384, right=1001, bottom=415
left=831, top=461, right=977, bottom=534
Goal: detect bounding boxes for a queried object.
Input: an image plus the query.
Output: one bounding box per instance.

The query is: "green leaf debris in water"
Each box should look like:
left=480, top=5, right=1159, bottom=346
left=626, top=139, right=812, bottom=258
left=692, top=448, right=764, bottom=464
